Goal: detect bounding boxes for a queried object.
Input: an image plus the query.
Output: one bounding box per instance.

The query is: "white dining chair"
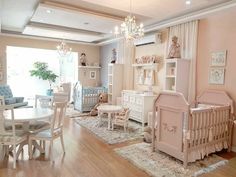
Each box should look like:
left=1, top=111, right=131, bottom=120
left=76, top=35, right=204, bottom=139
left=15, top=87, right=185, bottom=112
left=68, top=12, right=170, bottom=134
left=51, top=92, right=69, bottom=108
left=35, top=94, right=52, bottom=109
left=0, top=96, right=24, bottom=132
left=112, top=108, right=130, bottom=132
left=0, top=96, right=5, bottom=106
left=61, top=82, right=71, bottom=102
left=0, top=105, right=27, bottom=169
left=29, top=102, right=67, bottom=161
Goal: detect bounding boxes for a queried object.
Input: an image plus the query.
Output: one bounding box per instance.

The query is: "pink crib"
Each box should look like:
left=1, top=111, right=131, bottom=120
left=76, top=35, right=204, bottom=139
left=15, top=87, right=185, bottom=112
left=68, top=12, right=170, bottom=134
left=151, top=90, right=234, bottom=167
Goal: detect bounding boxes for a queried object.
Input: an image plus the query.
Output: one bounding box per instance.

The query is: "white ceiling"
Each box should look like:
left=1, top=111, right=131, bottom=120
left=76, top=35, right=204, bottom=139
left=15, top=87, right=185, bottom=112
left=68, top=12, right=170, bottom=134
left=0, top=0, right=234, bottom=44
left=31, top=3, right=123, bottom=34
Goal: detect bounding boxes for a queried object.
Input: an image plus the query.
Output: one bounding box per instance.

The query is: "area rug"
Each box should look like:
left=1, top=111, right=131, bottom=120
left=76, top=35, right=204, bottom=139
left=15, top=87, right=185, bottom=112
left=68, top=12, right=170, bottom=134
left=74, top=116, right=143, bottom=144
left=115, top=143, right=228, bottom=177
left=66, top=105, right=87, bottom=118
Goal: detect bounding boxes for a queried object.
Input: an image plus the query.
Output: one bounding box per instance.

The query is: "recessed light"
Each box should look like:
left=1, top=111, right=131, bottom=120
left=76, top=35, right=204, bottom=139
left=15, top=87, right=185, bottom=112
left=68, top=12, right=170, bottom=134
left=46, top=9, right=52, bottom=14
left=185, top=0, right=191, bottom=5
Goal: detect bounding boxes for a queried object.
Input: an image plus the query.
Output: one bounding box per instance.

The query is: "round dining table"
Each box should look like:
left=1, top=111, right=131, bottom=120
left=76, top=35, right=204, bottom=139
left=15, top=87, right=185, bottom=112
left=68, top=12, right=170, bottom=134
left=97, top=105, right=123, bottom=130
left=3, top=107, right=53, bottom=158
left=4, top=107, right=53, bottom=130
left=4, top=107, right=53, bottom=122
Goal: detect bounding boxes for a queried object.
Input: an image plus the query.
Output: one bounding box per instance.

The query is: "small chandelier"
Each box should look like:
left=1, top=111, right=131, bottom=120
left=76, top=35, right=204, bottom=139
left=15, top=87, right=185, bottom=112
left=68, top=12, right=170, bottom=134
left=114, top=0, right=144, bottom=41
left=56, top=40, right=72, bottom=57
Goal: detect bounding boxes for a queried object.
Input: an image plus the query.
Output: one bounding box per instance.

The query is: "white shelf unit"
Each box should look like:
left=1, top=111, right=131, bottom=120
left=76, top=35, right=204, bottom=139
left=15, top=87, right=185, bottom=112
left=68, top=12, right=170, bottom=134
left=108, top=64, right=123, bottom=104
left=164, top=58, right=190, bottom=99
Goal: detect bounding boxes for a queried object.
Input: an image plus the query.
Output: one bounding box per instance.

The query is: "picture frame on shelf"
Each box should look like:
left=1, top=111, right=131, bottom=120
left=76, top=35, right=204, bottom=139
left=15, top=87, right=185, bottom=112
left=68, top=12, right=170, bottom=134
left=209, top=68, right=225, bottom=85
left=90, top=71, right=96, bottom=79
left=211, top=50, right=227, bottom=66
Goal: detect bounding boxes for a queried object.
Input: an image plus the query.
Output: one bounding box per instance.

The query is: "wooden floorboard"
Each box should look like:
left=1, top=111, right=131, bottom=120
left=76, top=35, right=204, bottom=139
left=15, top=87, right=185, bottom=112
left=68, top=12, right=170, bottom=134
left=0, top=118, right=236, bottom=177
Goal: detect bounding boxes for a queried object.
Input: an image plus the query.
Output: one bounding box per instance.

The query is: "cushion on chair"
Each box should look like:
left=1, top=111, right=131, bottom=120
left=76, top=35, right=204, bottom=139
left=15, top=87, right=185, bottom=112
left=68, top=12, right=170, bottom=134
left=15, top=97, right=24, bottom=103
left=29, top=121, right=50, bottom=133
left=32, top=129, right=62, bottom=139
left=5, top=98, right=17, bottom=105
left=0, top=132, right=27, bottom=143
left=5, top=123, right=24, bottom=131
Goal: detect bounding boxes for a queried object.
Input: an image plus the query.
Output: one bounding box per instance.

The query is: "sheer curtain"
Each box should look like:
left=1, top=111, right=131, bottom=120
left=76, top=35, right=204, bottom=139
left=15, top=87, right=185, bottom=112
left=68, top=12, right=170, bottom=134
left=117, top=38, right=135, bottom=90
left=167, top=20, right=198, bottom=103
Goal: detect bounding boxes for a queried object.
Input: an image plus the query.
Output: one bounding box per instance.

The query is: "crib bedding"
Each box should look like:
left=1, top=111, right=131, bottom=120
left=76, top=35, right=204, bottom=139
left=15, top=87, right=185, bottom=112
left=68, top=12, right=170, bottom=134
left=152, top=90, right=234, bottom=167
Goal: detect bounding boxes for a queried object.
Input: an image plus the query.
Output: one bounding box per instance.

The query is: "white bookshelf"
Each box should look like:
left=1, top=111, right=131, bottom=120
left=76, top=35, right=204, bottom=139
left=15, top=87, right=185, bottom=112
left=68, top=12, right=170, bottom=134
left=164, top=58, right=190, bottom=99
left=108, top=64, right=123, bottom=104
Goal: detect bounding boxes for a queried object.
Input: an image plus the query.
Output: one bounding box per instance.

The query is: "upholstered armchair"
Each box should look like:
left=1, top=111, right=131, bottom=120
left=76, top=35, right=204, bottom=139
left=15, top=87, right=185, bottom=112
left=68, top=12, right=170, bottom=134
left=0, top=85, right=28, bottom=108
left=112, top=108, right=130, bottom=132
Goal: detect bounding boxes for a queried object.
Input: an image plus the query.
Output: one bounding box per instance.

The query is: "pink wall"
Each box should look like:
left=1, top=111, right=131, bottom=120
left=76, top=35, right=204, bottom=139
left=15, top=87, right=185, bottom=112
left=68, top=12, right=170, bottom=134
left=197, top=7, right=236, bottom=147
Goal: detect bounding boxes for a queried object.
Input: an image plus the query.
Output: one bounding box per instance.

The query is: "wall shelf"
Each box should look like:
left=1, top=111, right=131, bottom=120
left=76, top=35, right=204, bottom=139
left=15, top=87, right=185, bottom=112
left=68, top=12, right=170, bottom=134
left=78, top=66, right=101, bottom=69
left=132, top=63, right=158, bottom=70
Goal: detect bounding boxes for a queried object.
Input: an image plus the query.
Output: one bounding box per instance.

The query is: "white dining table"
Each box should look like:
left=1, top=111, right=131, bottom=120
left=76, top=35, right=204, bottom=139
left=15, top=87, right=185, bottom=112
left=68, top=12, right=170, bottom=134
left=4, top=108, right=53, bottom=158
left=4, top=107, right=53, bottom=123
left=97, top=105, right=122, bottom=130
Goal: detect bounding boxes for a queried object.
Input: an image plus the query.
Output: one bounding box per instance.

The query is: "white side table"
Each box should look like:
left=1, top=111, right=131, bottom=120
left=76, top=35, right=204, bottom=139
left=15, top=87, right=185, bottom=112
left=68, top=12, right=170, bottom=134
left=97, top=105, right=122, bottom=130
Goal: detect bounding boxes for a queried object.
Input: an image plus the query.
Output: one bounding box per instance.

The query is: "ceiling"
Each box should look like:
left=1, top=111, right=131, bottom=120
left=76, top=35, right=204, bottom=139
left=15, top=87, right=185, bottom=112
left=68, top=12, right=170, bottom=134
left=0, top=0, right=235, bottom=44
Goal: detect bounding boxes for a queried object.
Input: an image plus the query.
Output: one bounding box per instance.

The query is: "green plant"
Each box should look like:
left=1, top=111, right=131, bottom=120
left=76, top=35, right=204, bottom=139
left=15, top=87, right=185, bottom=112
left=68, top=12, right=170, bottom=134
left=30, top=62, right=58, bottom=89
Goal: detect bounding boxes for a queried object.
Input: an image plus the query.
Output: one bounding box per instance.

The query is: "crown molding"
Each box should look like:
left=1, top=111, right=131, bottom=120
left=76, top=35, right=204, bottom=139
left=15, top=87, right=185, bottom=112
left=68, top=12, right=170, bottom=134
left=0, top=31, right=97, bottom=46
left=98, top=0, right=236, bottom=46
left=145, top=0, right=236, bottom=33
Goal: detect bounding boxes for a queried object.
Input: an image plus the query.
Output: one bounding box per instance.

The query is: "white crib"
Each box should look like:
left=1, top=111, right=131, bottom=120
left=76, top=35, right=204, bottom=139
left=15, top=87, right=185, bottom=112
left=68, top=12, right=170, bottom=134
left=152, top=90, right=234, bottom=167
left=73, top=82, right=107, bottom=112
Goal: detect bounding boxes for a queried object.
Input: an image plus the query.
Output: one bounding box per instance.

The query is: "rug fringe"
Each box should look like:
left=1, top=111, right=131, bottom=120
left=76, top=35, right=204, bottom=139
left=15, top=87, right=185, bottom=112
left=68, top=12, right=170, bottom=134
left=192, top=160, right=228, bottom=177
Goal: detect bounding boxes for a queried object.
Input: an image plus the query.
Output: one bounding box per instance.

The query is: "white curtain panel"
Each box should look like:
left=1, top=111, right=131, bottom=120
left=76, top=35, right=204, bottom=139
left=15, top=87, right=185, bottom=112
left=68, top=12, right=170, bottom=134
left=167, top=20, right=199, bottom=103
left=117, top=38, right=135, bottom=90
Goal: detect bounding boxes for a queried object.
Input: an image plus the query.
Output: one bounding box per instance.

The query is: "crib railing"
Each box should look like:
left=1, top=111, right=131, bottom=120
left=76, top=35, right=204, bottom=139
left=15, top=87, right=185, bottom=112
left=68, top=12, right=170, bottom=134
left=187, top=106, right=231, bottom=156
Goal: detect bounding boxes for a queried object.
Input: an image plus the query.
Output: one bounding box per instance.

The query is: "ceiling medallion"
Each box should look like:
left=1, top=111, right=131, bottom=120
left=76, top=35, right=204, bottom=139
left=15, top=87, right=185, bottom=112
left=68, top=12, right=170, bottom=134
left=114, top=0, right=144, bottom=41
left=56, top=40, right=72, bottom=57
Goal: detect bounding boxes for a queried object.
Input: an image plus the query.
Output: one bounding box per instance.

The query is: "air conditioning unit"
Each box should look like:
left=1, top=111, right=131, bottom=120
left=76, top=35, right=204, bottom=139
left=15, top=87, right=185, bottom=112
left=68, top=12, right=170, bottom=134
left=134, top=33, right=161, bottom=46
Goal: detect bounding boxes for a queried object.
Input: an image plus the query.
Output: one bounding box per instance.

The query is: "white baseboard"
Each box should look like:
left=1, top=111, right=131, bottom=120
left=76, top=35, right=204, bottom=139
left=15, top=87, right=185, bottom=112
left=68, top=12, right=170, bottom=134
left=232, top=146, right=236, bottom=152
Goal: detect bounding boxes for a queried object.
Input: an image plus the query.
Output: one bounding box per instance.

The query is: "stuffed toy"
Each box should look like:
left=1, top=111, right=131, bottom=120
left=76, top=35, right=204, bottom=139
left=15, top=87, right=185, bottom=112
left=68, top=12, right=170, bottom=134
left=89, top=93, right=108, bottom=116
left=143, top=126, right=152, bottom=143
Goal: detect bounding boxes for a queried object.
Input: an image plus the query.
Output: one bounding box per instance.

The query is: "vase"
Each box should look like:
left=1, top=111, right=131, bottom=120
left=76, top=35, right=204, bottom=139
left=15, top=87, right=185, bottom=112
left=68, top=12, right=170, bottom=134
left=46, top=89, right=53, bottom=96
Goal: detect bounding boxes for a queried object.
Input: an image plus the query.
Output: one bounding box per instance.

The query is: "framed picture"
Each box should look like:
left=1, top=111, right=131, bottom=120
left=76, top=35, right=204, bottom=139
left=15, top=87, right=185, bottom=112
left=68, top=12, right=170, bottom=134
left=209, top=68, right=225, bottom=85
left=211, top=50, right=227, bottom=66
left=90, top=71, right=96, bottom=79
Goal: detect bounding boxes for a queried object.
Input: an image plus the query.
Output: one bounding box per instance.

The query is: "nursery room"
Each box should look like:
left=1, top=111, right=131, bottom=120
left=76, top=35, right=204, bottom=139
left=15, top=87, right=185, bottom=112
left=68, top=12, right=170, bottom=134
left=0, top=0, right=236, bottom=177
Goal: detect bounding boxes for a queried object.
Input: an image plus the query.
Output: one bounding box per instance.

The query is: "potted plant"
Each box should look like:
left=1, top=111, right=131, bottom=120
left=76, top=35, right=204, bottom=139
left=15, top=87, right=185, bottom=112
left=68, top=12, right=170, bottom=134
left=30, top=62, right=58, bottom=96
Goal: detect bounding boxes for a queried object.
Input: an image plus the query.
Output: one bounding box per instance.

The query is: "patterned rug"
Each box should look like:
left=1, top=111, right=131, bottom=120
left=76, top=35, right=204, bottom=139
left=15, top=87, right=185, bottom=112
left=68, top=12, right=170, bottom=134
left=66, top=105, right=87, bottom=118
left=74, top=116, right=143, bottom=144
left=115, top=143, right=228, bottom=177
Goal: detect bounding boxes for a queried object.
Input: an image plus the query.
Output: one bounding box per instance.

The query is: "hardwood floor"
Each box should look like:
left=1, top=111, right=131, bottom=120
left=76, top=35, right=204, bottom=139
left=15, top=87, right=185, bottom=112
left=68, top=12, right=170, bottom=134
left=0, top=118, right=236, bottom=177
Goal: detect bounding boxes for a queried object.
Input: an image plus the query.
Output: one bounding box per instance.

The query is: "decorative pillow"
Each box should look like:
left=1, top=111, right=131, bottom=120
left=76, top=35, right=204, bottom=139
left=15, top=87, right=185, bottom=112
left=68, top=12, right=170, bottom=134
left=15, top=97, right=24, bottom=103
left=5, top=97, right=17, bottom=105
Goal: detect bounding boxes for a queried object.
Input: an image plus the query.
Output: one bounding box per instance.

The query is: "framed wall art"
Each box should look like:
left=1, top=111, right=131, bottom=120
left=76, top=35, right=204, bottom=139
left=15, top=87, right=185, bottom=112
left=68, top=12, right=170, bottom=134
left=90, top=71, right=96, bottom=79
left=211, top=50, right=227, bottom=66
left=209, top=68, right=225, bottom=85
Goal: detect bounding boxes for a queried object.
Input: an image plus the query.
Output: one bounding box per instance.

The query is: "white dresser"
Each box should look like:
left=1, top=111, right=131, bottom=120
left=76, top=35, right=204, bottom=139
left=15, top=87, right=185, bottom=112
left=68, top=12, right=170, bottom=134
left=122, top=90, right=157, bottom=128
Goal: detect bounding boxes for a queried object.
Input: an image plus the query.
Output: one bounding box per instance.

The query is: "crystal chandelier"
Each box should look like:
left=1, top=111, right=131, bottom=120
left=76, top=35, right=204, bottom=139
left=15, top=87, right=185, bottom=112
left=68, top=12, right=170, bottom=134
left=56, top=40, right=72, bottom=57
left=114, top=0, right=144, bottom=41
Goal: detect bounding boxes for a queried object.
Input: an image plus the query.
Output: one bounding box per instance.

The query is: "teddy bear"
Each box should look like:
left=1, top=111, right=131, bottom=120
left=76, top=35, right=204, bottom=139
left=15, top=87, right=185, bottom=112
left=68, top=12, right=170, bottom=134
left=89, top=93, right=108, bottom=116
left=143, top=126, right=152, bottom=143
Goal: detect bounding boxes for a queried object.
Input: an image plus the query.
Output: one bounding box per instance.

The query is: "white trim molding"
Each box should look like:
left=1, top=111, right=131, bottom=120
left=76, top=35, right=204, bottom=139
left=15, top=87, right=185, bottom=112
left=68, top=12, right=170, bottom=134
left=145, top=0, right=236, bottom=33
left=98, top=0, right=236, bottom=46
